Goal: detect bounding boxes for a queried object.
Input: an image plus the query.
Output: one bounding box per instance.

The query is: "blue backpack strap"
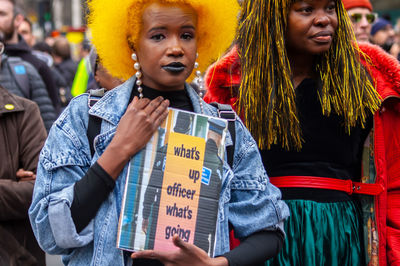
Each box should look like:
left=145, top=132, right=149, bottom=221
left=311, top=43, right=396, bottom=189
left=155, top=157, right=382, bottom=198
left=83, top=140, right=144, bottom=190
left=210, top=102, right=236, bottom=168
left=7, top=57, right=30, bottom=99
left=87, top=89, right=105, bottom=157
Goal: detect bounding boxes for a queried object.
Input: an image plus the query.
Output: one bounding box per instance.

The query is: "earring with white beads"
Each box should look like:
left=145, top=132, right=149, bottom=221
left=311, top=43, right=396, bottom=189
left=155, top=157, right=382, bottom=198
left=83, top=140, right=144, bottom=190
left=194, top=53, right=204, bottom=98
left=131, top=53, right=143, bottom=98
left=193, top=53, right=204, bottom=113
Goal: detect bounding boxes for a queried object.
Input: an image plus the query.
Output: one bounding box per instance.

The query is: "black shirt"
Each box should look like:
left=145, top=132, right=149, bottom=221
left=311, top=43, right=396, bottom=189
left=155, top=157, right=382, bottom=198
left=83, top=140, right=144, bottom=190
left=260, top=78, right=373, bottom=202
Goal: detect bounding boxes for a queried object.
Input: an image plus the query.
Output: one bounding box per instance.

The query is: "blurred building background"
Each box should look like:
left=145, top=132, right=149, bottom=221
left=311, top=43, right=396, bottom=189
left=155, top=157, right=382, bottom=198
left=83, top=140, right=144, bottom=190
left=17, top=0, right=87, bottom=32
left=16, top=0, right=400, bottom=36
left=373, top=0, right=400, bottom=9
left=371, top=0, right=400, bottom=26
left=16, top=0, right=88, bottom=60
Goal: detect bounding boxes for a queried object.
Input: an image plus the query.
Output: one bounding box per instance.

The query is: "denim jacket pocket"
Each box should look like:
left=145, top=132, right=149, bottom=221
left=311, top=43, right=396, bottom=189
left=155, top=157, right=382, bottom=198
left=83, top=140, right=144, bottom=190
left=93, top=126, right=117, bottom=158
left=41, top=147, right=89, bottom=172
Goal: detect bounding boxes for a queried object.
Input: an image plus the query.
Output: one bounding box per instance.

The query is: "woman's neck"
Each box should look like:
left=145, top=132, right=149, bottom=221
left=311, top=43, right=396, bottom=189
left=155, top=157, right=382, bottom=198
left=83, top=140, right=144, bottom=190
left=141, top=77, right=185, bottom=92
left=132, top=82, right=194, bottom=112
left=288, top=52, right=315, bottom=89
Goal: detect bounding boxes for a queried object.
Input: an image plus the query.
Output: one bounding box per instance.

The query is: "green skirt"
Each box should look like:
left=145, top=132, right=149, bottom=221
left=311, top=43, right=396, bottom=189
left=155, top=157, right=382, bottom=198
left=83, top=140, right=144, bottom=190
left=266, top=200, right=364, bottom=266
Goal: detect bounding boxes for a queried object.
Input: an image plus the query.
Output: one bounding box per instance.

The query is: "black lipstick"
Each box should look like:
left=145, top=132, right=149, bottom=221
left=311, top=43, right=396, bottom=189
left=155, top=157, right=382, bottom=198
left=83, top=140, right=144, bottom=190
left=162, top=62, right=185, bottom=73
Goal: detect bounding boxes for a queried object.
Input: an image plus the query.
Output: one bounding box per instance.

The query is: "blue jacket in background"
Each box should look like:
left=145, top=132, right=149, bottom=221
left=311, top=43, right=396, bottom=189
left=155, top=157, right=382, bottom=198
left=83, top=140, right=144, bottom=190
left=0, top=55, right=57, bottom=132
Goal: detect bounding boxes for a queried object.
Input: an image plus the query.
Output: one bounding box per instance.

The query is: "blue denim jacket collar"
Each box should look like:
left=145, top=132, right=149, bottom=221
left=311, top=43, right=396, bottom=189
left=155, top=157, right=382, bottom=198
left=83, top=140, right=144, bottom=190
left=88, top=77, right=134, bottom=126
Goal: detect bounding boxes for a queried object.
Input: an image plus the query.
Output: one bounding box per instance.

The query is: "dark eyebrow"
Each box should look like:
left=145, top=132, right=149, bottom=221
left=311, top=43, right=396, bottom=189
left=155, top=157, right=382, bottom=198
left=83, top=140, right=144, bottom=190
left=181, top=25, right=196, bottom=30
left=148, top=26, right=167, bottom=33
left=295, top=0, right=314, bottom=3
left=148, top=25, right=195, bottom=33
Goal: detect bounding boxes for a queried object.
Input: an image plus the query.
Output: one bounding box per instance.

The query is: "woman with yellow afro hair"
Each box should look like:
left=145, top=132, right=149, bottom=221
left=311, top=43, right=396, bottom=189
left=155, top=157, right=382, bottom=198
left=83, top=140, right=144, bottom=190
left=88, top=0, right=240, bottom=81
left=28, top=0, right=290, bottom=265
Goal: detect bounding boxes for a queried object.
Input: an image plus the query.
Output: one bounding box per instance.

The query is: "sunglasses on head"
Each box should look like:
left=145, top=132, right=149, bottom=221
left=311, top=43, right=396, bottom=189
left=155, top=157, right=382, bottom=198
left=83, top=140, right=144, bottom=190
left=350, top=13, right=378, bottom=24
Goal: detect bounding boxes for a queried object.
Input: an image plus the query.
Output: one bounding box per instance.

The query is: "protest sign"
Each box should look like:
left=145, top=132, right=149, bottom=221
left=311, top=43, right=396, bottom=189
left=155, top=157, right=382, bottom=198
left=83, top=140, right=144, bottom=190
left=117, top=108, right=228, bottom=257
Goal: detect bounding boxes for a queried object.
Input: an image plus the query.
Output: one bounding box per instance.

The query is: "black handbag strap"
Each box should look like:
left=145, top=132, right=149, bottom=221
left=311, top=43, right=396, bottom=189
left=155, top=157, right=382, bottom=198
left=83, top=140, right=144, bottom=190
left=87, top=89, right=105, bottom=157
left=209, top=102, right=236, bottom=168
left=87, top=115, right=102, bottom=157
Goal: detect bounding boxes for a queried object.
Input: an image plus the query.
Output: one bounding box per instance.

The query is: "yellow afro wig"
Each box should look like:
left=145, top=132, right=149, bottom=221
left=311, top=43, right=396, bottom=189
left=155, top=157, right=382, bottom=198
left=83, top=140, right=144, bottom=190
left=87, top=0, right=240, bottom=81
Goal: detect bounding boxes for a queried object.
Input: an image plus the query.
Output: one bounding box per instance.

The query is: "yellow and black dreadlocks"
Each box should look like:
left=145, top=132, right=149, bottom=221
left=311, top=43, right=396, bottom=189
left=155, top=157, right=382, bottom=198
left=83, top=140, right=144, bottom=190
left=237, top=0, right=381, bottom=150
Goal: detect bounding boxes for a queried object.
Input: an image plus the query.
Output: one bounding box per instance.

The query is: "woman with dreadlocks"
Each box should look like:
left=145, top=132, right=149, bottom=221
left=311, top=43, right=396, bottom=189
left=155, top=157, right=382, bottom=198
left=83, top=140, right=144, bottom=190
left=204, top=0, right=400, bottom=265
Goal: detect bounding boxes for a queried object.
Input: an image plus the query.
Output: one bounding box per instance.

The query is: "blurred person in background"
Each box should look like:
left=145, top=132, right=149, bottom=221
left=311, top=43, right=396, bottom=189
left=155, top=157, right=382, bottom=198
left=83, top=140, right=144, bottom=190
left=0, top=85, right=47, bottom=266
left=92, top=58, right=123, bottom=92
left=78, top=39, right=91, bottom=61
left=34, top=41, right=72, bottom=109
left=72, top=47, right=123, bottom=97
left=18, top=17, right=71, bottom=104
left=17, top=17, right=35, bottom=47
left=44, top=35, right=55, bottom=48
left=0, top=31, right=56, bottom=132
left=71, top=41, right=94, bottom=96
left=52, top=37, right=78, bottom=88
left=395, top=18, right=400, bottom=60
left=343, top=0, right=400, bottom=61
left=0, top=86, right=47, bottom=266
left=0, top=0, right=61, bottom=112
left=395, top=18, right=400, bottom=34
left=88, top=48, right=123, bottom=91
left=0, top=35, right=47, bottom=265
left=342, top=0, right=376, bottom=42
left=31, top=41, right=53, bottom=67
left=18, top=17, right=54, bottom=71
left=371, top=18, right=400, bottom=60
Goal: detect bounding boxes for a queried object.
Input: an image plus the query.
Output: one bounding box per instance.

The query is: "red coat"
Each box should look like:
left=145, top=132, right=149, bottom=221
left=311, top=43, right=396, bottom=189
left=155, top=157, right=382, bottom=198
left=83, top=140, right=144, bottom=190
left=204, top=43, right=400, bottom=265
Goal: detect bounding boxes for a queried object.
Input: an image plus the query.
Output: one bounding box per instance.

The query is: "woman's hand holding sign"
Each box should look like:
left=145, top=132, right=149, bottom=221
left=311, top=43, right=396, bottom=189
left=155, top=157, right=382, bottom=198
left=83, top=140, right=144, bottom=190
left=131, top=235, right=228, bottom=266
left=98, top=96, right=169, bottom=180
left=114, top=96, right=170, bottom=159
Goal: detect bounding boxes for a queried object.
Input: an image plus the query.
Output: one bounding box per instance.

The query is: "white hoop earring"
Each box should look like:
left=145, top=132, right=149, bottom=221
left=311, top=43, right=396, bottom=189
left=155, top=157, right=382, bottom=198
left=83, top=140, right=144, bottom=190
left=131, top=53, right=143, bottom=98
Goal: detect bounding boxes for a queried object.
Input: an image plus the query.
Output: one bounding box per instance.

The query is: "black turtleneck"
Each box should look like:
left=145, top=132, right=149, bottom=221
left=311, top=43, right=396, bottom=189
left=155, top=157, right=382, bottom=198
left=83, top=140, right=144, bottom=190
left=131, top=84, right=194, bottom=112
left=71, top=83, right=283, bottom=266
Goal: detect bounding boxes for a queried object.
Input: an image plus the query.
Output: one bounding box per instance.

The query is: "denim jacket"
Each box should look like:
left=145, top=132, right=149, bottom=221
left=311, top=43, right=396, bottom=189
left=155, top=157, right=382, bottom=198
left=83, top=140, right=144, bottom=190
left=29, top=77, right=289, bottom=265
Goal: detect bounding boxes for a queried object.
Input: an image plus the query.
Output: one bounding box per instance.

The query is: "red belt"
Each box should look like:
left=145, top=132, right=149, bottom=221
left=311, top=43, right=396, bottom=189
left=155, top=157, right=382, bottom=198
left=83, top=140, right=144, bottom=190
left=269, top=176, right=384, bottom=196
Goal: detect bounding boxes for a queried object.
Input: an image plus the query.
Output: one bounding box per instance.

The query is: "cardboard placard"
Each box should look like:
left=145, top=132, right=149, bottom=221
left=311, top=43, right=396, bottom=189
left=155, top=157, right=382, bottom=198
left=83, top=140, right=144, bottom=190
left=117, top=108, right=228, bottom=257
